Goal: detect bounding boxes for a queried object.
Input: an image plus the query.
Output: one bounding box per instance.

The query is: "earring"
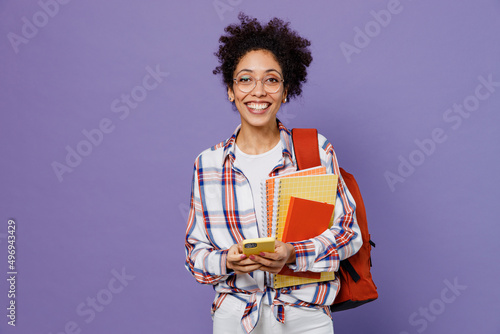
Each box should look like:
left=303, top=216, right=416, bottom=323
left=228, top=96, right=234, bottom=102
left=283, top=97, right=287, bottom=103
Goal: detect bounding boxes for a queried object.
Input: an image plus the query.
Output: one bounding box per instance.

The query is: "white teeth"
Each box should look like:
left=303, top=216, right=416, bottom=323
left=247, top=103, right=270, bottom=110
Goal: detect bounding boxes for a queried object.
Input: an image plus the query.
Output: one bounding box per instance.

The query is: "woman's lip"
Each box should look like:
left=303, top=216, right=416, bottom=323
left=245, top=103, right=271, bottom=114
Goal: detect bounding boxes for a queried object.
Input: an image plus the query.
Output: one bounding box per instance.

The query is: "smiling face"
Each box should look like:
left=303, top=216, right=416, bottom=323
left=228, top=49, right=287, bottom=131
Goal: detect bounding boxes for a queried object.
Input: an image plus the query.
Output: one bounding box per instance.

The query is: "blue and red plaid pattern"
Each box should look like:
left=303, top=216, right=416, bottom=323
left=185, top=120, right=361, bottom=333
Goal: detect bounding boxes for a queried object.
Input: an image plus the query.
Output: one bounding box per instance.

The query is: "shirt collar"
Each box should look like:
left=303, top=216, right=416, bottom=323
left=222, top=119, right=295, bottom=167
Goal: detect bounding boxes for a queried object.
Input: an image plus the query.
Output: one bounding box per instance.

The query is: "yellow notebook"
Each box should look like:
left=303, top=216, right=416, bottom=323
left=273, top=174, right=339, bottom=289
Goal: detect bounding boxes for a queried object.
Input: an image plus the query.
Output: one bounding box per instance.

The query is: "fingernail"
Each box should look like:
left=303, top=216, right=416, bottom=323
left=260, top=252, right=265, bottom=256
left=240, top=255, right=247, bottom=259
left=249, top=255, right=255, bottom=260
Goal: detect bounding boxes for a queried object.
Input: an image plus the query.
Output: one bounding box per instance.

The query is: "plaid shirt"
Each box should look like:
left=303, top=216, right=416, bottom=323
left=185, top=120, right=361, bottom=333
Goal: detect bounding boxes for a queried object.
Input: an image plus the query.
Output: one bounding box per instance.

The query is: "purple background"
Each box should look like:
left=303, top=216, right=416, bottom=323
left=1, top=0, right=499, bottom=333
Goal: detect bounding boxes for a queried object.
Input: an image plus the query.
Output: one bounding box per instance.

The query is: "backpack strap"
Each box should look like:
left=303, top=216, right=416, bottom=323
left=291, top=128, right=321, bottom=169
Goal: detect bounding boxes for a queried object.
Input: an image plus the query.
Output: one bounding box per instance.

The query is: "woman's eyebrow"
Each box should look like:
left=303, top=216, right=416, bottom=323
left=235, top=69, right=281, bottom=76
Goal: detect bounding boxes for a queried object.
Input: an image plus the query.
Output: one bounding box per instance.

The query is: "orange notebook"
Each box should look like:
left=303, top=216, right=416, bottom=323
left=282, top=197, right=335, bottom=243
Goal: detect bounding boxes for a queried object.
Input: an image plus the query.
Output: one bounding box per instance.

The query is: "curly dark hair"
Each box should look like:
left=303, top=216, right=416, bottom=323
left=213, top=13, right=312, bottom=101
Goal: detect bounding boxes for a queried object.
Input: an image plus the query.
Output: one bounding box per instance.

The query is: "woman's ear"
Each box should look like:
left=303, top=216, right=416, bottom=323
left=282, top=88, right=288, bottom=103
left=227, top=86, right=235, bottom=102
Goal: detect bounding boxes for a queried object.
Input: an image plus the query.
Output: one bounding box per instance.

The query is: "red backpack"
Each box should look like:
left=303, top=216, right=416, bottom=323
left=292, top=128, right=378, bottom=312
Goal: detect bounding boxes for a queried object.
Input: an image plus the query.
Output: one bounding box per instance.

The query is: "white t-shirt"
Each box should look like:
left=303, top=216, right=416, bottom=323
left=234, top=141, right=282, bottom=238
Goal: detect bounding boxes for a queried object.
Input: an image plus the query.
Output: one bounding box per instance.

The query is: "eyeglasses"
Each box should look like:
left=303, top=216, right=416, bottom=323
left=233, top=73, right=284, bottom=94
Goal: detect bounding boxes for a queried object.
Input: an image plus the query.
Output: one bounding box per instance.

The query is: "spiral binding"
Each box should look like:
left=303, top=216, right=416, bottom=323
left=273, top=180, right=282, bottom=287
left=260, top=180, right=268, bottom=238
left=275, top=181, right=282, bottom=239
left=263, top=178, right=272, bottom=238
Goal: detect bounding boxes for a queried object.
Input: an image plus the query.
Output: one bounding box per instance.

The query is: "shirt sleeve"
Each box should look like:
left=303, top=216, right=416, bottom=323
left=184, top=157, right=231, bottom=285
left=288, top=136, right=362, bottom=273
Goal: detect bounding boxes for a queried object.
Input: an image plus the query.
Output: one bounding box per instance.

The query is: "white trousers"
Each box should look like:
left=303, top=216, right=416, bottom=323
left=213, top=294, right=334, bottom=334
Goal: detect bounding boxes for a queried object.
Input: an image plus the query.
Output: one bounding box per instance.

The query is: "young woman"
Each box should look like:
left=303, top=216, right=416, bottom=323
left=184, top=13, right=362, bottom=334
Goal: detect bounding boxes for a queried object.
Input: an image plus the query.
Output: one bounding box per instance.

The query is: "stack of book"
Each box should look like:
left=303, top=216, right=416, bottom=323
left=261, top=166, right=339, bottom=288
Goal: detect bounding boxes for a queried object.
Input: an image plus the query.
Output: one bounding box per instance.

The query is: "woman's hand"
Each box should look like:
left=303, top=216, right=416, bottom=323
left=226, top=243, right=262, bottom=274
left=247, top=240, right=296, bottom=274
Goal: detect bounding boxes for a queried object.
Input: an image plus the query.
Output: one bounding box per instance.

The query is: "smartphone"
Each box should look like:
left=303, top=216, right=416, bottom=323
left=242, top=237, right=276, bottom=255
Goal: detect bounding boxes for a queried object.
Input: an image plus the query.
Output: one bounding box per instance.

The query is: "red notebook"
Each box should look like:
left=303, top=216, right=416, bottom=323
left=278, top=196, right=335, bottom=278
left=282, top=197, right=335, bottom=243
